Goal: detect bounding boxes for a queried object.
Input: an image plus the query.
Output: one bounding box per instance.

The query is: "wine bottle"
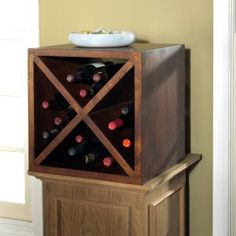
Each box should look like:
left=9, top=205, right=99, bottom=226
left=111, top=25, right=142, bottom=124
left=108, top=118, right=124, bottom=130
left=121, top=102, right=134, bottom=116
left=66, top=106, right=76, bottom=118
left=66, top=62, right=113, bottom=84
left=92, top=71, right=107, bottom=83
left=74, top=128, right=99, bottom=145
left=53, top=116, right=63, bottom=126
left=41, top=128, right=59, bottom=140
left=68, top=142, right=87, bottom=157
left=53, top=108, right=76, bottom=129
left=53, top=116, right=69, bottom=131
left=79, top=82, right=104, bottom=98
left=75, top=134, right=83, bottom=143
left=103, top=156, right=115, bottom=167
left=122, top=138, right=133, bottom=148
left=41, top=93, right=69, bottom=111
left=92, top=63, right=124, bottom=83
left=68, top=132, right=99, bottom=157
left=83, top=151, right=103, bottom=164
left=108, top=102, right=134, bottom=130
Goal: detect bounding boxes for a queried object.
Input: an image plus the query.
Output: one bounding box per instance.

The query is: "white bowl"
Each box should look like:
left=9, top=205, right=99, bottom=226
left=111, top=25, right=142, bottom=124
left=68, top=31, right=135, bottom=47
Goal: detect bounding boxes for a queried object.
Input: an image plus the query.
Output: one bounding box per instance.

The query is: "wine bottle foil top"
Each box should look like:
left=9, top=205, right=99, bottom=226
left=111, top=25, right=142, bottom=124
left=84, top=153, right=96, bottom=163
left=122, top=138, right=132, bottom=148
left=103, top=157, right=114, bottom=167
left=92, top=73, right=102, bottom=82
left=50, top=128, right=59, bottom=134
left=121, top=106, right=129, bottom=115
left=75, top=135, right=83, bottom=143
left=79, top=89, right=87, bottom=97
left=54, top=117, right=63, bottom=126
left=42, top=128, right=59, bottom=139
left=42, top=131, right=50, bottom=139
left=41, top=101, right=49, bottom=109
left=66, top=74, right=74, bottom=82
left=68, top=148, right=76, bottom=156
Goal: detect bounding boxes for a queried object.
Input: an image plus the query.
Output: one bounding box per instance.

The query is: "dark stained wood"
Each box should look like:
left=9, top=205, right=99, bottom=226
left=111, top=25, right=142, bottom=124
left=141, top=45, right=185, bottom=183
left=29, top=43, right=180, bottom=56
left=133, top=54, right=142, bottom=177
left=28, top=43, right=186, bottom=184
left=29, top=164, right=137, bottom=184
left=29, top=153, right=201, bottom=187
left=28, top=51, right=35, bottom=170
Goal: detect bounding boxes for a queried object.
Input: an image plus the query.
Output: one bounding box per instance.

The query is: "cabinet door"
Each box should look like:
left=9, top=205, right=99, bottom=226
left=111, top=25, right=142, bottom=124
left=56, top=199, right=131, bottom=236
left=43, top=181, right=134, bottom=236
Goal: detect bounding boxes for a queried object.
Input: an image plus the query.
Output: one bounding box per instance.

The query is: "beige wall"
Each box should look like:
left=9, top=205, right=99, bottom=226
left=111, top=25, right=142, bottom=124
left=39, top=0, right=212, bottom=235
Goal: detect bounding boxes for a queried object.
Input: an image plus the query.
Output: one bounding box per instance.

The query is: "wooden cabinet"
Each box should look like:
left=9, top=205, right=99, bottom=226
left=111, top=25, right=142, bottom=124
left=31, top=154, right=201, bottom=236
left=28, top=43, right=185, bottom=185
left=27, top=43, right=201, bottom=235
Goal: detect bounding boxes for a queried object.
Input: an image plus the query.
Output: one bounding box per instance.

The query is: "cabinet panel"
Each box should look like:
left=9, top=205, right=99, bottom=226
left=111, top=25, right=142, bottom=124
left=149, top=187, right=184, bottom=236
left=57, top=198, right=130, bottom=236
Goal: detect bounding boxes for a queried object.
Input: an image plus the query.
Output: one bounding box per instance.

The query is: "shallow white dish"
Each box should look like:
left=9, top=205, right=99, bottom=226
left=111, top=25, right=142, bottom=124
left=68, top=31, right=135, bottom=47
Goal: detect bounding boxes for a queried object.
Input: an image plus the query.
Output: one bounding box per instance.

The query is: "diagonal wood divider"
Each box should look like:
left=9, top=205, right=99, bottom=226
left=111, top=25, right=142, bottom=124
left=33, top=57, right=135, bottom=176
left=35, top=114, right=83, bottom=165
left=33, top=56, right=83, bottom=114
left=82, top=60, right=134, bottom=114
left=33, top=56, right=84, bottom=165
left=83, top=116, right=134, bottom=177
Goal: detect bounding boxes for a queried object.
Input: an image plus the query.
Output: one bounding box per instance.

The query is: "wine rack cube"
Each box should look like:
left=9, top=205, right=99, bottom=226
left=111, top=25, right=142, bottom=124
left=28, top=43, right=185, bottom=185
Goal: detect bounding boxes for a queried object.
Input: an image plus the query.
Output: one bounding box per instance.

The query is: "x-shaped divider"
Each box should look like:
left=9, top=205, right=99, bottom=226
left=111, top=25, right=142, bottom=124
left=33, top=56, right=135, bottom=177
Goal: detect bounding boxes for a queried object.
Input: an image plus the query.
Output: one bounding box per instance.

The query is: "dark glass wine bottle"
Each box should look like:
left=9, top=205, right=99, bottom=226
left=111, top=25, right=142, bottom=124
left=53, top=116, right=68, bottom=131
left=79, top=82, right=104, bottom=98
left=75, top=134, right=83, bottom=143
left=122, top=137, right=133, bottom=148
left=92, top=71, right=107, bottom=83
left=92, top=63, right=124, bottom=83
left=53, top=108, right=76, bottom=129
left=108, top=118, right=124, bottom=130
left=66, top=106, right=76, bottom=118
left=41, top=128, right=59, bottom=140
left=108, top=102, right=134, bottom=130
left=121, top=102, right=134, bottom=116
left=83, top=151, right=103, bottom=164
left=41, top=93, right=69, bottom=111
left=53, top=116, right=63, bottom=126
left=68, top=132, right=100, bottom=157
left=66, top=62, right=113, bottom=84
left=103, top=156, right=115, bottom=167
left=68, top=142, right=87, bottom=157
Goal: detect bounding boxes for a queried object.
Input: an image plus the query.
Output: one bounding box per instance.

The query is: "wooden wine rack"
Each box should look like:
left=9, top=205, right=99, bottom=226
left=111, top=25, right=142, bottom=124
left=28, top=43, right=186, bottom=185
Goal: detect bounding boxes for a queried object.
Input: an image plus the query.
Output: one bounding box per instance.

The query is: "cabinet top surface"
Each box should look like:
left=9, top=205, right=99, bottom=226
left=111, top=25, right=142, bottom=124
left=29, top=43, right=183, bottom=56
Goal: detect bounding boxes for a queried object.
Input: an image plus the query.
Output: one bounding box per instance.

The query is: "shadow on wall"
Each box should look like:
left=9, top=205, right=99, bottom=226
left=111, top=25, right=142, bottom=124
left=185, top=49, right=191, bottom=154
left=185, top=48, right=191, bottom=236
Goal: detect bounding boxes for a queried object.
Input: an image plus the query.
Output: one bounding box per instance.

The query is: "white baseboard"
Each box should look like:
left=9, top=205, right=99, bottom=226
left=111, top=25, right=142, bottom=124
left=0, top=218, right=37, bottom=236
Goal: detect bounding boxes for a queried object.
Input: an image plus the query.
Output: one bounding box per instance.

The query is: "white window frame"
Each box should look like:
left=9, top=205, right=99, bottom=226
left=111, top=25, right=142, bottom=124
left=213, top=0, right=235, bottom=235
left=0, top=0, right=42, bottom=235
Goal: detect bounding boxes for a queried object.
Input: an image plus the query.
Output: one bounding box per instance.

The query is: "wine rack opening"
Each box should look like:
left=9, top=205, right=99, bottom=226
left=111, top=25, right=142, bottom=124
left=28, top=43, right=186, bottom=184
